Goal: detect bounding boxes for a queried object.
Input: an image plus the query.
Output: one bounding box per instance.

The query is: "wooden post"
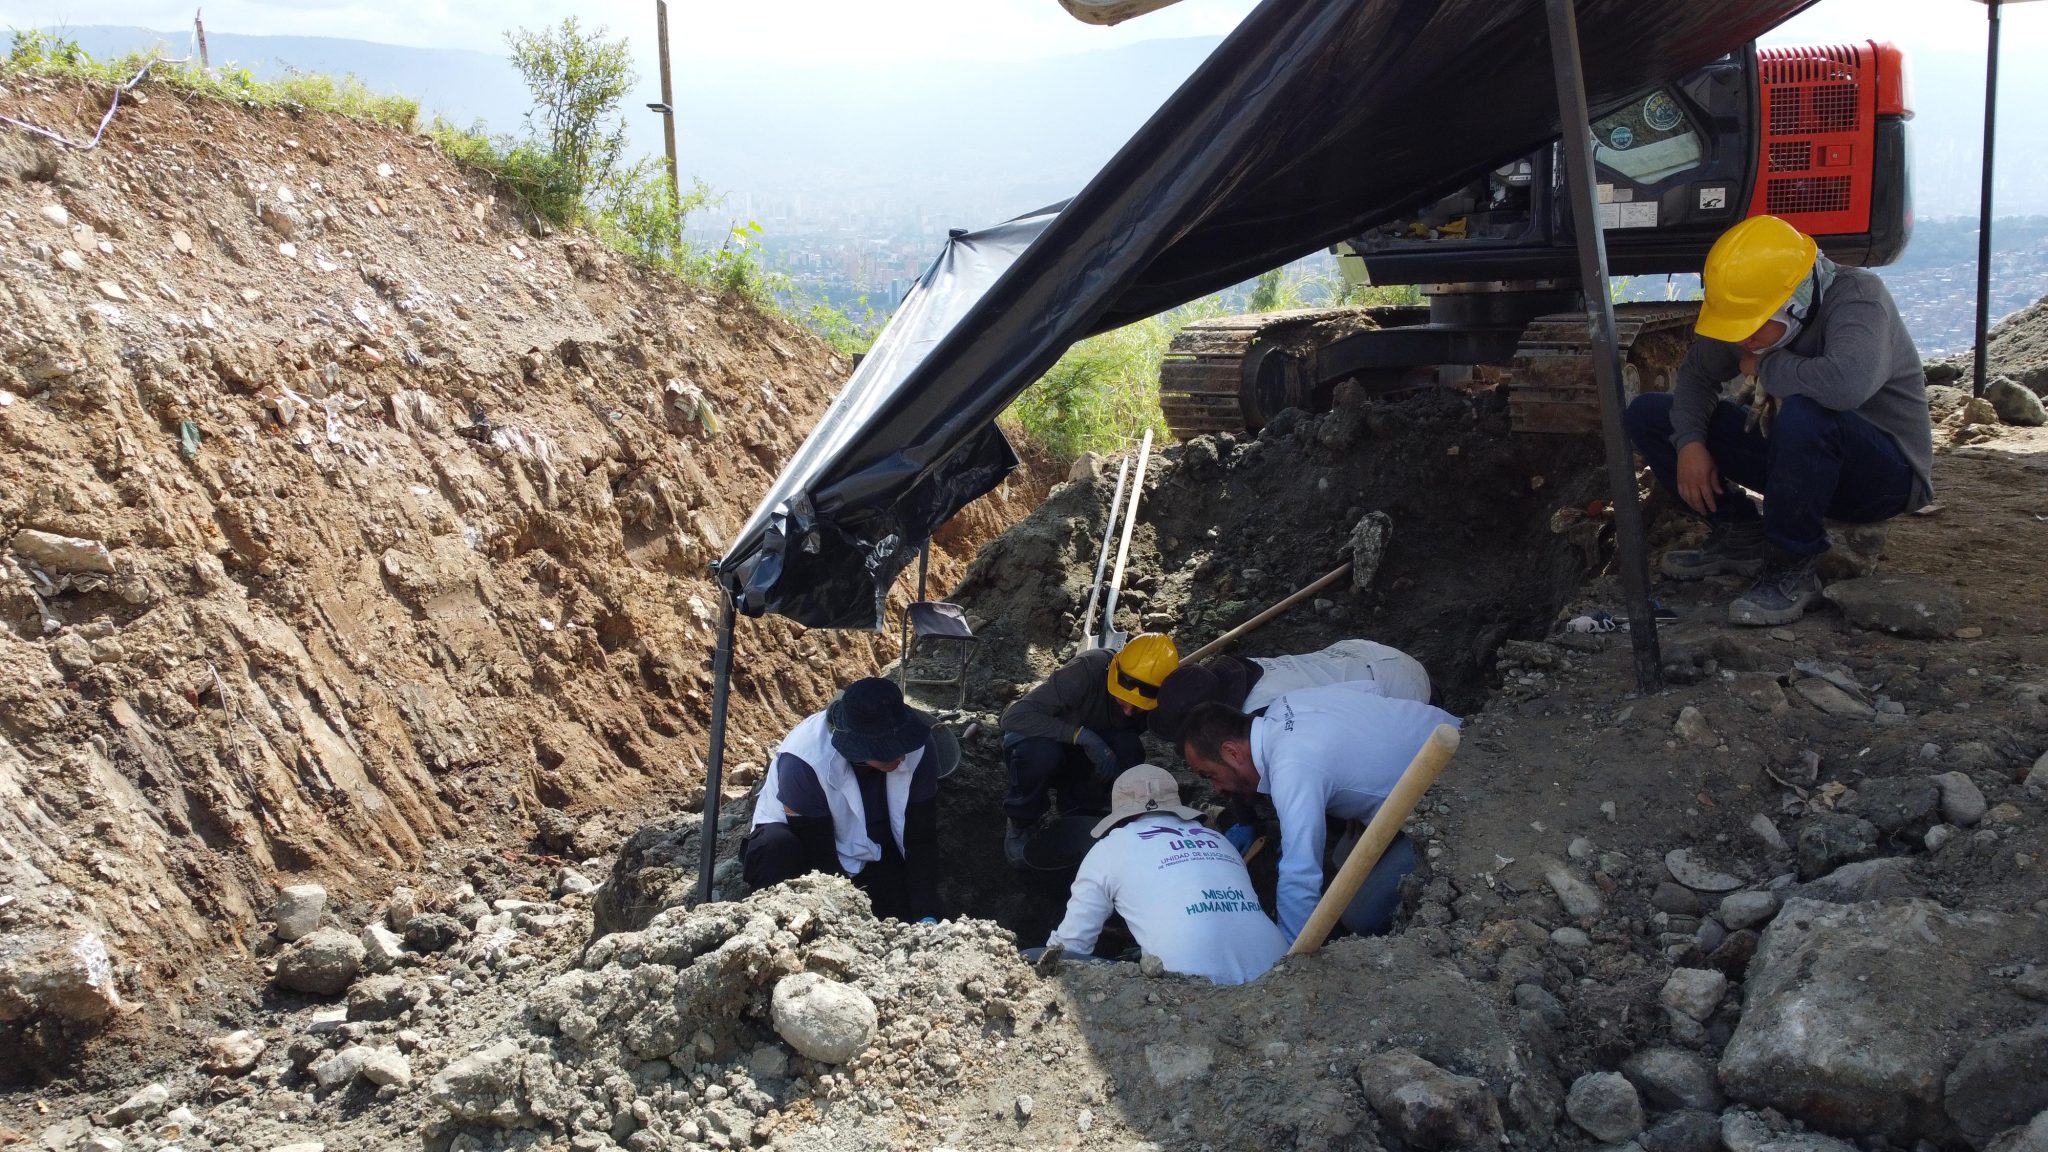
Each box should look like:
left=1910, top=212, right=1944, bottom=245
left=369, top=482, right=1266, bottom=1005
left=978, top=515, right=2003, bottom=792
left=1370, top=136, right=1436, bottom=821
left=655, top=0, right=682, bottom=212
left=194, top=9, right=210, bottom=68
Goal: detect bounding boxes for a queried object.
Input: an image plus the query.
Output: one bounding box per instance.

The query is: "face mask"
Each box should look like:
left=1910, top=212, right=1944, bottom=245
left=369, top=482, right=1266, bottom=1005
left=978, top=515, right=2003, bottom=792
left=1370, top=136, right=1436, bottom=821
left=1759, top=311, right=1803, bottom=351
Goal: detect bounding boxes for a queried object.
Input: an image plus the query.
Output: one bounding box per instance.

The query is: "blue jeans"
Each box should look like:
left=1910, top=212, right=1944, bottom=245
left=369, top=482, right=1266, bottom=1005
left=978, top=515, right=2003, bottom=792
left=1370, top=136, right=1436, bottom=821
left=1623, top=392, right=1916, bottom=555
left=1002, top=730, right=1144, bottom=823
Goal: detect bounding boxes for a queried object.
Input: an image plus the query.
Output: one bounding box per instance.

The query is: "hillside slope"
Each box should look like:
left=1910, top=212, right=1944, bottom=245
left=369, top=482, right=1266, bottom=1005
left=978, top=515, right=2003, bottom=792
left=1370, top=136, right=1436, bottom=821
left=0, top=74, right=1034, bottom=1050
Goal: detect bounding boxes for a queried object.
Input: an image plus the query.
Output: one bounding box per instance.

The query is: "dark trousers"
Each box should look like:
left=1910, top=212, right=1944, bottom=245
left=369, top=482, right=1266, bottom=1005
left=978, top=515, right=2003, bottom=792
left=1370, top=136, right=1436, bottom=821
left=1001, top=729, right=1144, bottom=823
left=1623, top=392, right=1915, bottom=555
left=740, top=823, right=918, bottom=921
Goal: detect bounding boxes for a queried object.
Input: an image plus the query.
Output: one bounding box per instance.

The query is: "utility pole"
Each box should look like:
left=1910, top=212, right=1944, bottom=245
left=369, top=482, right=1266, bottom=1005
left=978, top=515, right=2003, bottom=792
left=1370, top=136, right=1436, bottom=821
left=650, top=0, right=682, bottom=215
left=194, top=9, right=210, bottom=68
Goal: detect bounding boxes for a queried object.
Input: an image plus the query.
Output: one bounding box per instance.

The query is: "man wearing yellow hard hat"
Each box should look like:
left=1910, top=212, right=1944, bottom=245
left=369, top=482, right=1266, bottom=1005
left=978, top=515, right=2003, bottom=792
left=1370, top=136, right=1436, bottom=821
left=998, top=633, right=1179, bottom=868
left=1623, top=215, right=1932, bottom=625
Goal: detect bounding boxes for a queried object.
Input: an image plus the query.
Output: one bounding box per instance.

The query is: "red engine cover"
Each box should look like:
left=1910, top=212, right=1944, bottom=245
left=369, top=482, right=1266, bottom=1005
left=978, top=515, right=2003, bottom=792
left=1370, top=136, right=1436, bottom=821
left=1748, top=41, right=1904, bottom=237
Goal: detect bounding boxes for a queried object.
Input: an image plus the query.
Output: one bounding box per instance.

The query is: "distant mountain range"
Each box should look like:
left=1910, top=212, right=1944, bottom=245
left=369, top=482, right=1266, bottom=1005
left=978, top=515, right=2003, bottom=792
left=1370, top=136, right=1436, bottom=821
left=57, top=24, right=2048, bottom=224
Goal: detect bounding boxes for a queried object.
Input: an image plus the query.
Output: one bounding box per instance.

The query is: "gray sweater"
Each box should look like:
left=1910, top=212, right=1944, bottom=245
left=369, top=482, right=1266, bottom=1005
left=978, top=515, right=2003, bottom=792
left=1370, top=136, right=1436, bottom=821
left=1669, top=265, right=1932, bottom=510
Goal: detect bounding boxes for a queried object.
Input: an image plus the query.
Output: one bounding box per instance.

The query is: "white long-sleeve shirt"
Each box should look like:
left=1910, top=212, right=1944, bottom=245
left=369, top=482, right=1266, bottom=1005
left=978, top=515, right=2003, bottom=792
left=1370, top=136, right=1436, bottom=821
left=1243, top=639, right=1432, bottom=712
left=1047, top=813, right=1289, bottom=985
left=1252, top=683, right=1461, bottom=939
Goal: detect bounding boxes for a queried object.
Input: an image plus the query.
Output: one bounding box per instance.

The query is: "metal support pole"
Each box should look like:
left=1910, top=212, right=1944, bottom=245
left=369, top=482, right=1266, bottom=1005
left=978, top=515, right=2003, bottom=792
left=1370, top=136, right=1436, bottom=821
left=1544, top=0, right=1660, bottom=691
left=654, top=0, right=682, bottom=211
left=695, top=592, right=738, bottom=906
left=896, top=540, right=929, bottom=691
left=1973, top=0, right=2002, bottom=399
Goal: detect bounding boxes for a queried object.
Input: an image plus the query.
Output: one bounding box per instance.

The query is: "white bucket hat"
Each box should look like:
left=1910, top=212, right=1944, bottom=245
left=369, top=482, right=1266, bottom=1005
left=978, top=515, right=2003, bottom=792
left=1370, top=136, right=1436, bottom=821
left=1091, top=764, right=1203, bottom=838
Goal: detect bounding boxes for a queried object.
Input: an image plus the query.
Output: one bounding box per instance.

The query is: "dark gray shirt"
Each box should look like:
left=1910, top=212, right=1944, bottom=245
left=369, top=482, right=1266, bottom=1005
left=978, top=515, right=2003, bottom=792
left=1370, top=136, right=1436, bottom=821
left=1670, top=264, right=1932, bottom=510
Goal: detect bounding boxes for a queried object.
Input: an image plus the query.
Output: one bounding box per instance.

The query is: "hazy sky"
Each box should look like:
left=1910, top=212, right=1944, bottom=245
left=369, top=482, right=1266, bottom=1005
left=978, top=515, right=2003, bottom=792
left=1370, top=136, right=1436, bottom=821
left=8, top=0, right=2044, bottom=62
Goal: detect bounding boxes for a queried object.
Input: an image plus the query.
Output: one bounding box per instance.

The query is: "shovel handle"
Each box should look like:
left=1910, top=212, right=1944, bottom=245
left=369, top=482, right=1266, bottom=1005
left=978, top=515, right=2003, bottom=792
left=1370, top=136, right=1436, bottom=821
left=1288, top=724, right=1460, bottom=955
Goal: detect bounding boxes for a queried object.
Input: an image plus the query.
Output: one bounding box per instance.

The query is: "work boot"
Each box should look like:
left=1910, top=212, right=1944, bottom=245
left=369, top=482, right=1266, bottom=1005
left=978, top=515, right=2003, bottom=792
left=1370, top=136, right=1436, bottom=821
left=1728, top=551, right=1822, bottom=626
left=1004, top=819, right=1035, bottom=870
left=1659, top=520, right=1766, bottom=580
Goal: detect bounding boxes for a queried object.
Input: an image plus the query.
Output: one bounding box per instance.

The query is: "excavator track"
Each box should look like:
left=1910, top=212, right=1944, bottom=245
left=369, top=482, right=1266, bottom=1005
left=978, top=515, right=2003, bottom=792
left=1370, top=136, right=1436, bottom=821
left=1158, top=301, right=1698, bottom=439
left=1506, top=304, right=1698, bottom=434
left=1159, top=306, right=1415, bottom=438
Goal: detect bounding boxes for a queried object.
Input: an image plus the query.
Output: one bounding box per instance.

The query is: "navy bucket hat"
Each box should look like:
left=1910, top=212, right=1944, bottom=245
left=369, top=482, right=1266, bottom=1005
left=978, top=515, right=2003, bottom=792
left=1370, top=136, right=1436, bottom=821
left=826, top=677, right=930, bottom=765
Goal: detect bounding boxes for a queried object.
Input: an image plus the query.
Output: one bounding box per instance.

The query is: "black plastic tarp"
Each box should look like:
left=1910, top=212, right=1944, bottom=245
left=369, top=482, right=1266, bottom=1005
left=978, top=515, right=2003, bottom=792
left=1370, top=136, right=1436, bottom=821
left=718, top=0, right=1817, bottom=629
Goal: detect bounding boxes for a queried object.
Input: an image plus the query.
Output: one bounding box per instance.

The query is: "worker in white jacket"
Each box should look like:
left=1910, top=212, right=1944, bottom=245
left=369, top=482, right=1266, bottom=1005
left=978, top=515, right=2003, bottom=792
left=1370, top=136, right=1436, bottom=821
left=1179, top=683, right=1460, bottom=941
left=1045, top=764, right=1288, bottom=985
left=1148, top=638, right=1432, bottom=748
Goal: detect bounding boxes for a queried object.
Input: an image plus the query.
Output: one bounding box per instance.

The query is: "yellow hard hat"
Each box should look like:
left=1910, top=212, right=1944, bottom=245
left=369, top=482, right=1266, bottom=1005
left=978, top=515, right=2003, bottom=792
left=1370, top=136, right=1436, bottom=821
left=1696, top=216, right=1819, bottom=344
left=1107, top=633, right=1180, bottom=711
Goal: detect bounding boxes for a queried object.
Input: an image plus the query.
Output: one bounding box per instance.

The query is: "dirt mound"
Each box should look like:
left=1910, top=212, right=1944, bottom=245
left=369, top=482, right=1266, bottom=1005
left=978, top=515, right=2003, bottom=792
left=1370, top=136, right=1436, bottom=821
left=0, top=75, right=1037, bottom=1070
left=1935, top=291, right=2048, bottom=395
left=953, top=384, right=1602, bottom=717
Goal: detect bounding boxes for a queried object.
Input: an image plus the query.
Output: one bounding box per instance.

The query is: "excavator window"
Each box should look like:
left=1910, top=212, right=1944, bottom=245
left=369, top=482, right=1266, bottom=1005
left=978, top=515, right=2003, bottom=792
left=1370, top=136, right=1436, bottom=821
left=1591, top=88, right=1705, bottom=186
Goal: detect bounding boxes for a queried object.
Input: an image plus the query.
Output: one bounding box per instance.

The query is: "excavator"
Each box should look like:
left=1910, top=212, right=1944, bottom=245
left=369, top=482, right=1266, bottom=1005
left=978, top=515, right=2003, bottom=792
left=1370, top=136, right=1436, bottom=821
left=1059, top=1, right=1914, bottom=436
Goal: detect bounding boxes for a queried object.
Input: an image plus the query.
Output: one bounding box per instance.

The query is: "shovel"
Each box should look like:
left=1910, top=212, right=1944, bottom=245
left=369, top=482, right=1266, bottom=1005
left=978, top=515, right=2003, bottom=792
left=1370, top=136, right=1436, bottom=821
left=1077, top=452, right=1132, bottom=653
left=1091, top=429, right=1153, bottom=652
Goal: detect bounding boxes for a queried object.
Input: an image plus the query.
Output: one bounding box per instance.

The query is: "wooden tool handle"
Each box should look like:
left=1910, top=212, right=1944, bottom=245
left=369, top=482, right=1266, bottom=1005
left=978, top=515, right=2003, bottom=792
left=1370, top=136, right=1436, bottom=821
left=1183, top=560, right=1353, bottom=665
left=1287, top=724, right=1460, bottom=955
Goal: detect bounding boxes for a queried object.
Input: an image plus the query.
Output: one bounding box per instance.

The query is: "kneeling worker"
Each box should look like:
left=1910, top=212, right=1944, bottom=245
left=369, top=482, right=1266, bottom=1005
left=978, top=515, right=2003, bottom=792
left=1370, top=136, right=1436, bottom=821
left=999, top=633, right=1179, bottom=868
left=1148, top=637, right=1432, bottom=746
left=1180, top=683, right=1460, bottom=941
left=1046, top=764, right=1288, bottom=985
left=1623, top=215, right=1931, bottom=625
left=742, top=677, right=941, bottom=922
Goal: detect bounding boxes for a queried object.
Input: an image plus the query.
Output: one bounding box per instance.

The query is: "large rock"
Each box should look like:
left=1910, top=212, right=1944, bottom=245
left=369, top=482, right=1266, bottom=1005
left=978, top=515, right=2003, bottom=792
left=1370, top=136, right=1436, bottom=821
left=0, top=931, right=123, bottom=1025
left=1719, top=891, right=1782, bottom=932
left=1846, top=777, right=1941, bottom=840
left=273, top=928, right=364, bottom=997
left=105, top=1081, right=170, bottom=1125
left=1356, top=1049, right=1504, bottom=1150
left=1720, top=898, right=2048, bottom=1141
left=1543, top=862, right=1604, bottom=919
left=429, top=1039, right=529, bottom=1126
left=1623, top=1047, right=1724, bottom=1113
left=1988, top=1110, right=2048, bottom=1152
left=1566, top=1071, right=1645, bottom=1143
left=9, top=529, right=115, bottom=575
left=1641, top=1110, right=1721, bottom=1152
left=270, top=884, right=327, bottom=942
left=769, top=973, right=877, bottom=1064
left=1945, top=1026, right=2048, bottom=1140
left=360, top=923, right=404, bottom=974
left=346, top=975, right=418, bottom=1022
left=1987, top=376, right=2048, bottom=426
left=203, top=1029, right=267, bottom=1076
left=1796, top=858, right=1926, bottom=904
left=1930, top=772, right=1988, bottom=828
left=1795, top=814, right=1879, bottom=879
left=1823, top=577, right=1963, bottom=639
left=1660, top=968, right=1728, bottom=1021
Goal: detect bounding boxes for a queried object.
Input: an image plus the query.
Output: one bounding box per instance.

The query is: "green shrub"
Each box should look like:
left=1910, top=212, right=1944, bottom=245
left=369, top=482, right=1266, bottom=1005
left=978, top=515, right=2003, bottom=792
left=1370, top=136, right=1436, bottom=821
left=2, top=31, right=418, bottom=130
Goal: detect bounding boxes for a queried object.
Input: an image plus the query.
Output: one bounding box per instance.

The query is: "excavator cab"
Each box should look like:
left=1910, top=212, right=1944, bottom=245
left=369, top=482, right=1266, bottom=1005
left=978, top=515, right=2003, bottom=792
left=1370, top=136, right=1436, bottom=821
left=1163, top=42, right=1914, bottom=437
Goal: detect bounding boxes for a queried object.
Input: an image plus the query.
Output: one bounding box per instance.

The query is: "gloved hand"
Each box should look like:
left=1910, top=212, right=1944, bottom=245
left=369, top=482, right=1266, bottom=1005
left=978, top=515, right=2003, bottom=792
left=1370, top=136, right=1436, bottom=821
left=1223, top=824, right=1256, bottom=854
left=1076, top=729, right=1120, bottom=782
